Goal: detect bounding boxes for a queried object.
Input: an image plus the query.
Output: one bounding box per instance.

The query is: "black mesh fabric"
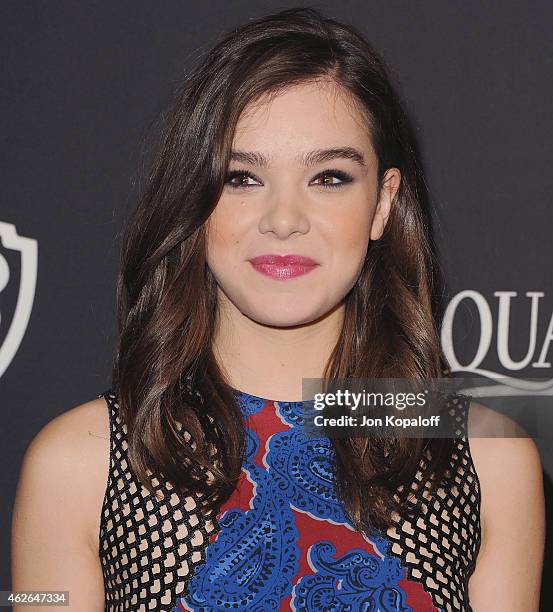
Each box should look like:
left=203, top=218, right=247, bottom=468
left=97, top=389, right=481, bottom=611
left=386, top=393, right=482, bottom=611
left=97, top=390, right=219, bottom=611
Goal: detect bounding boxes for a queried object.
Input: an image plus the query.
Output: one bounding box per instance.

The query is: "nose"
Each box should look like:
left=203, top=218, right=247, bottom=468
left=258, top=188, right=310, bottom=239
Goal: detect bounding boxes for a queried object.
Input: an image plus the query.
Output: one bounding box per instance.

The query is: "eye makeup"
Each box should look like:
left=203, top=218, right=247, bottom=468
left=224, top=169, right=262, bottom=189
left=223, top=168, right=354, bottom=190
left=311, top=169, right=354, bottom=189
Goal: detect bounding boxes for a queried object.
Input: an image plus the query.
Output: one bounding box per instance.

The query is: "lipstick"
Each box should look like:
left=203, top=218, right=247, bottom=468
left=248, top=254, right=319, bottom=280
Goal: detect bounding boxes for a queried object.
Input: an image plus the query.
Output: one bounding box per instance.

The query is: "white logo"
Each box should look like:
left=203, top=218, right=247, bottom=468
left=0, top=222, right=38, bottom=379
left=441, top=289, right=553, bottom=395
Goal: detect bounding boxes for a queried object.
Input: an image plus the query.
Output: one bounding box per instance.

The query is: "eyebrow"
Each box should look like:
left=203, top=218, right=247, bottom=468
left=229, top=146, right=366, bottom=168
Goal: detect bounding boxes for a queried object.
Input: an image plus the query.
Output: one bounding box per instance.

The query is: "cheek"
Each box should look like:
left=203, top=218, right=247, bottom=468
left=205, top=199, right=251, bottom=278
left=327, top=202, right=372, bottom=260
left=207, top=203, right=239, bottom=255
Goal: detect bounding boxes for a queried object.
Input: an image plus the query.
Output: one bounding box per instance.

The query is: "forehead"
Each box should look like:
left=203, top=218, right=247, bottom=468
left=233, top=79, right=373, bottom=153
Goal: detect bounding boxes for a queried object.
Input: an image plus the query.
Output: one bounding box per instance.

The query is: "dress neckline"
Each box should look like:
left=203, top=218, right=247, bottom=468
left=230, top=386, right=311, bottom=405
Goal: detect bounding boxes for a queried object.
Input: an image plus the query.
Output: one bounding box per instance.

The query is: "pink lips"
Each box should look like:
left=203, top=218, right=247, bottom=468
left=249, top=254, right=319, bottom=280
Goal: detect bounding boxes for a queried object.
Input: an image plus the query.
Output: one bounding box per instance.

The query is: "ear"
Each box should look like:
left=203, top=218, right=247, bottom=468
left=370, top=167, right=401, bottom=241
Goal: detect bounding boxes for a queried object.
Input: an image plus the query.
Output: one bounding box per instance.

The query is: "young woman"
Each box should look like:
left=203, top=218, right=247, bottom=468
left=12, top=7, right=544, bottom=612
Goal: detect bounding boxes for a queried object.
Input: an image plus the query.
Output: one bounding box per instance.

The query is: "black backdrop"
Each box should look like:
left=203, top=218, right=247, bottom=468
left=2, top=1, right=552, bottom=606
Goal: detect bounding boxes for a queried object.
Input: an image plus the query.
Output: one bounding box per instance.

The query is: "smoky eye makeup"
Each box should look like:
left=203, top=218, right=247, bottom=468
left=223, top=169, right=262, bottom=188
left=223, top=168, right=355, bottom=190
left=311, top=168, right=354, bottom=188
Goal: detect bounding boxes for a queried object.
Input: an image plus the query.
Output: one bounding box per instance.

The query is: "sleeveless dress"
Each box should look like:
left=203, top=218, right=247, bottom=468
left=97, top=388, right=481, bottom=612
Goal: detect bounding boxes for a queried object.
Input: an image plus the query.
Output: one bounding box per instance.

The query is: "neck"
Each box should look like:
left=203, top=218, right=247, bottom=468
left=212, top=291, right=345, bottom=402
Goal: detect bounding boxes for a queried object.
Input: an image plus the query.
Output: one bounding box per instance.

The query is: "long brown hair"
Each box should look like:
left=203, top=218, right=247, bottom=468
left=111, top=7, right=455, bottom=533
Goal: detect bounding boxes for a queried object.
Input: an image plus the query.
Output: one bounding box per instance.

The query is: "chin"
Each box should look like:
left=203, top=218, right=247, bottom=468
left=245, top=302, right=324, bottom=328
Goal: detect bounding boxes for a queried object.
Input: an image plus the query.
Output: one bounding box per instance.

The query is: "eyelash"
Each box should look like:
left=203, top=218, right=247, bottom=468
left=223, top=168, right=354, bottom=190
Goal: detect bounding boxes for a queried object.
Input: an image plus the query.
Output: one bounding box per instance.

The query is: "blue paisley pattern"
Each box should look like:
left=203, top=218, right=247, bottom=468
left=172, top=394, right=415, bottom=612
left=294, top=542, right=411, bottom=611
left=183, top=427, right=298, bottom=611
left=268, top=402, right=349, bottom=524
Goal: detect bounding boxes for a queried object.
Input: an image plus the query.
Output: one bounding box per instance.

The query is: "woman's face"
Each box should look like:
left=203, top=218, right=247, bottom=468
left=206, top=79, right=400, bottom=327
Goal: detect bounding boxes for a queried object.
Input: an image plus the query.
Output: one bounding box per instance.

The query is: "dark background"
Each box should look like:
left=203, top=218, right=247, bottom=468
left=2, top=1, right=552, bottom=607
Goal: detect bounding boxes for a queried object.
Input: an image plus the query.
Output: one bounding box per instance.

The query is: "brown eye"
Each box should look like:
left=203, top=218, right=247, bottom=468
left=312, top=169, right=353, bottom=189
left=319, top=173, right=340, bottom=186
left=231, top=175, right=253, bottom=187
left=224, top=170, right=261, bottom=189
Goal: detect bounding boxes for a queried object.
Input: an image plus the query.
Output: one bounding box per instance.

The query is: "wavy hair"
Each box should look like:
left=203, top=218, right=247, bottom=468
left=111, top=7, right=455, bottom=532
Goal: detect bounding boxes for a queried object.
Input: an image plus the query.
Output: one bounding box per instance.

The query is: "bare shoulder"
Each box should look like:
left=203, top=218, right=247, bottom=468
left=466, top=399, right=528, bottom=437
left=465, top=399, right=545, bottom=610
left=11, top=394, right=112, bottom=607
left=466, top=398, right=543, bottom=495
left=13, top=395, right=111, bottom=555
left=27, top=395, right=110, bottom=446
left=466, top=399, right=544, bottom=508
left=29, top=395, right=110, bottom=449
